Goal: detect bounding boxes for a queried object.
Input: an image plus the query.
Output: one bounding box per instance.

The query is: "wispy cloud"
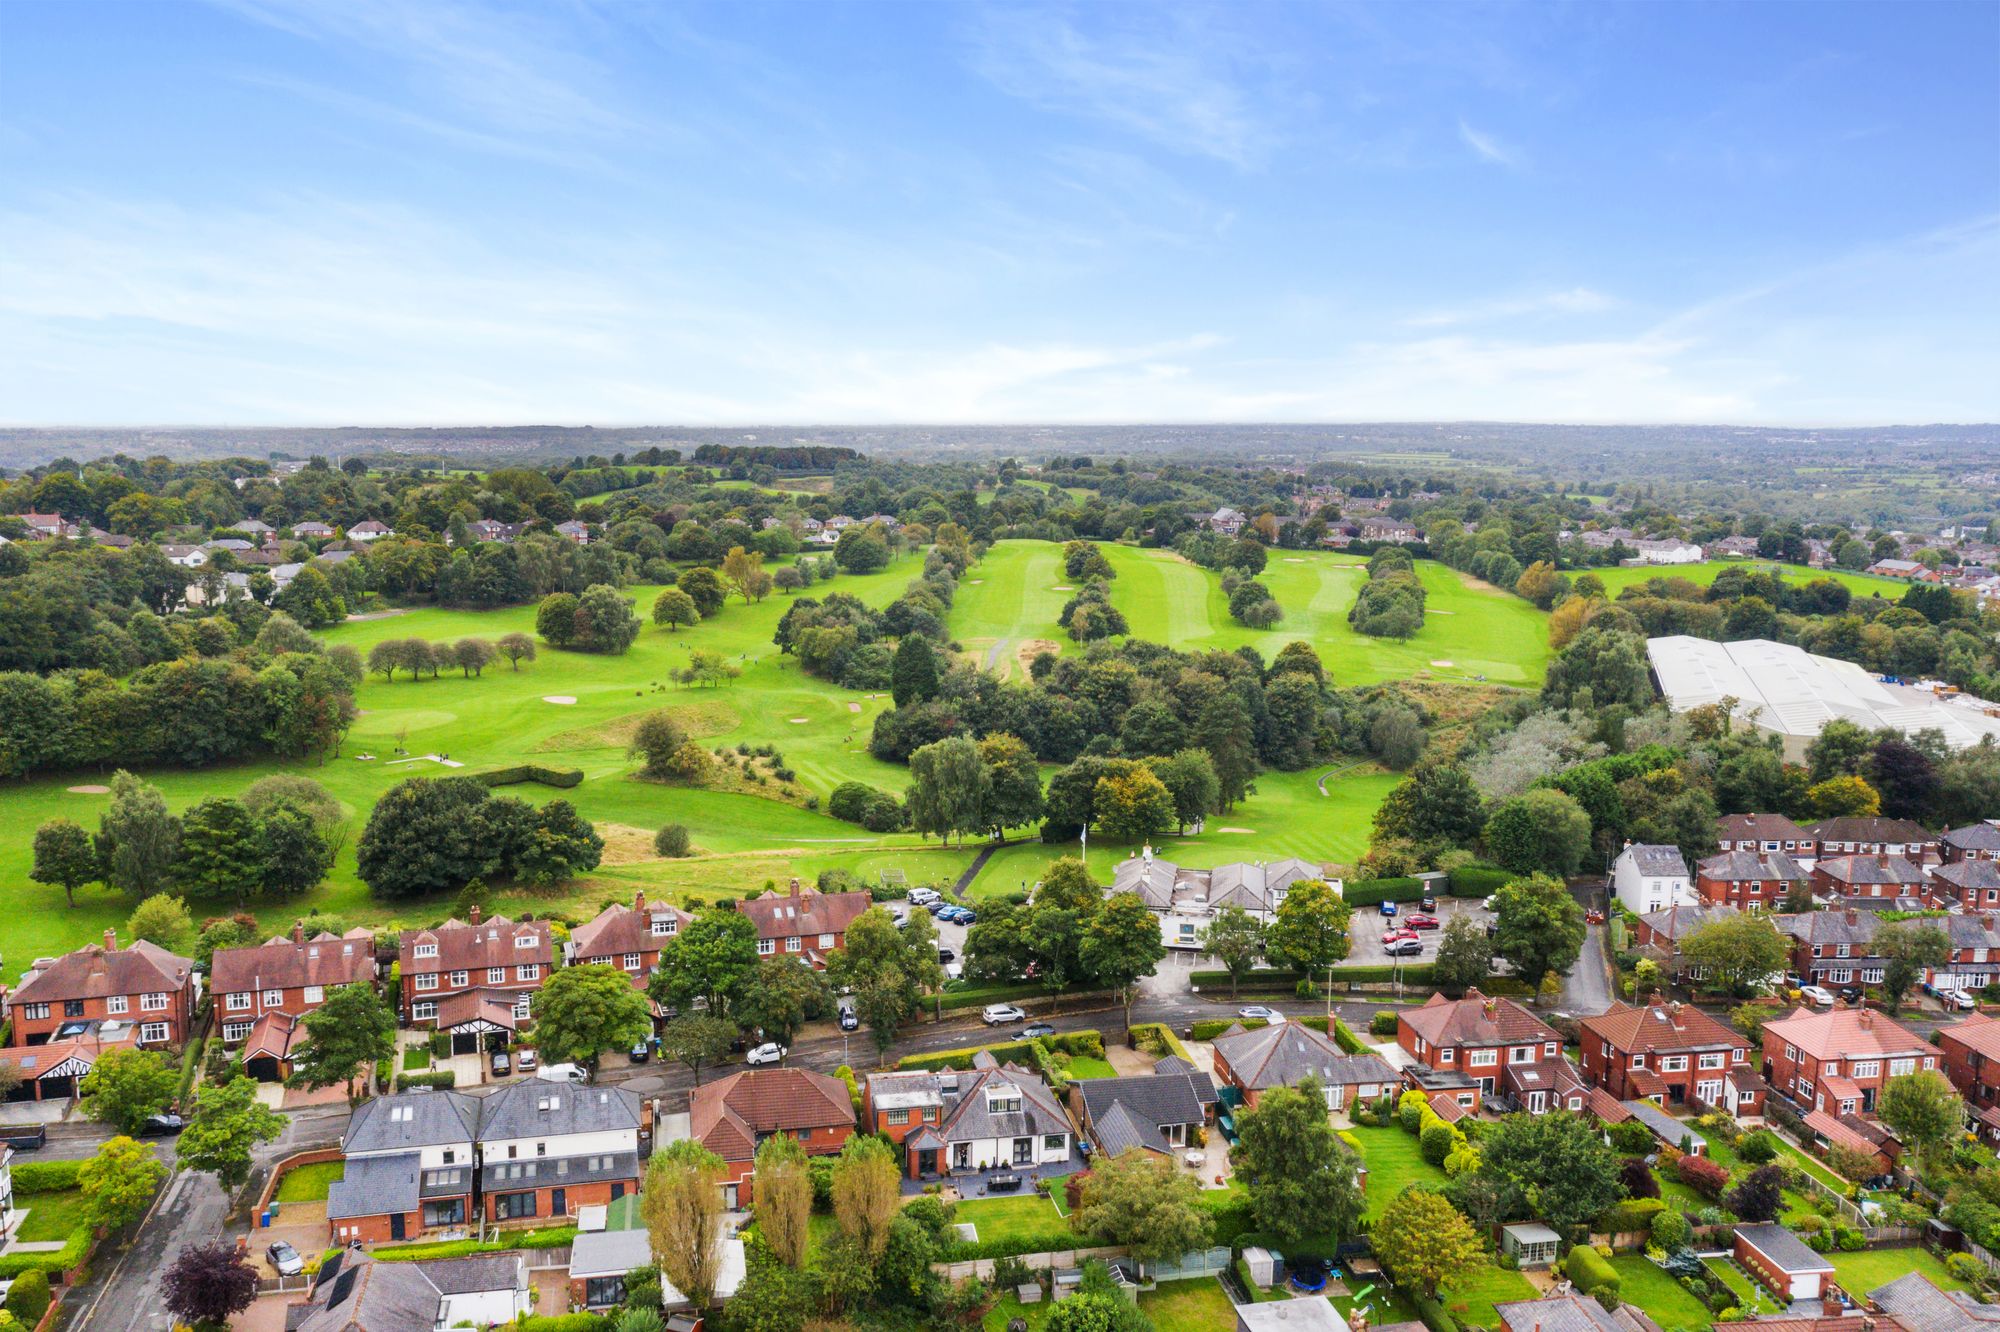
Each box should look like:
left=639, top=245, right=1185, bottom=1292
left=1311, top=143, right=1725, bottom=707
left=1457, top=118, right=1519, bottom=167
left=1405, top=287, right=1616, bottom=328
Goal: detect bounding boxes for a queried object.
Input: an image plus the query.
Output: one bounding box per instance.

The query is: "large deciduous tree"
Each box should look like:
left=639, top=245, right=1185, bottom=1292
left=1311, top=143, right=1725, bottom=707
left=830, top=1135, right=902, bottom=1260
left=657, top=1014, right=737, bottom=1086
left=1092, top=767, right=1176, bottom=847
left=1073, top=1150, right=1212, bottom=1265
left=1263, top=879, right=1351, bottom=979
left=96, top=770, right=182, bottom=900
left=533, top=963, right=655, bottom=1076
left=1233, top=1078, right=1364, bottom=1250
left=730, top=957, right=830, bottom=1045
left=1877, top=923, right=1953, bottom=1013
left=177, top=1076, right=287, bottom=1190
left=79, top=1048, right=179, bottom=1134
left=905, top=736, right=991, bottom=847
left=79, top=1134, right=167, bottom=1232
left=1372, top=1188, right=1484, bottom=1300
left=355, top=776, right=494, bottom=899
left=1081, top=891, right=1166, bottom=1033
left=289, top=983, right=398, bottom=1099
left=1679, top=913, right=1790, bottom=998
left=1489, top=874, right=1586, bottom=993
left=1474, top=1110, right=1622, bottom=1242
left=1483, top=788, right=1594, bottom=876
left=1432, top=916, right=1494, bottom=993
left=645, top=1139, right=729, bottom=1311
left=32, top=818, right=97, bottom=907
left=175, top=797, right=267, bottom=903
left=1203, top=906, right=1265, bottom=998
left=751, top=1133, right=813, bottom=1268
left=1876, top=1069, right=1963, bottom=1169
left=651, top=910, right=760, bottom=1015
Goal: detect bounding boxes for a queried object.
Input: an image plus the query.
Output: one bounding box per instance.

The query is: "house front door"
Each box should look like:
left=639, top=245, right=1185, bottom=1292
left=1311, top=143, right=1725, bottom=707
left=390, top=1213, right=406, bottom=1241
left=551, top=1188, right=566, bottom=1216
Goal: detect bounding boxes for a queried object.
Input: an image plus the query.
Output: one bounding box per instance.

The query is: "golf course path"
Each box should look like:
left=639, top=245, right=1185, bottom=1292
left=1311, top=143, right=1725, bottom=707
left=950, top=841, right=1003, bottom=899
left=983, top=637, right=1011, bottom=670
left=1314, top=759, right=1367, bottom=796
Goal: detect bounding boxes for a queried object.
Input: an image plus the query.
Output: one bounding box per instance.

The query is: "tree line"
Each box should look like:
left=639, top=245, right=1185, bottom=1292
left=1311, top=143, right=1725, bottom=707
left=364, top=633, right=534, bottom=680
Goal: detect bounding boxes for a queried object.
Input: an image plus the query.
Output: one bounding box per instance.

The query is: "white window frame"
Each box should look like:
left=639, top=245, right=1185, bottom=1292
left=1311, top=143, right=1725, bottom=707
left=304, top=985, right=324, bottom=1005
left=414, top=972, right=439, bottom=990
left=450, top=970, right=469, bottom=987
left=623, top=953, right=642, bottom=971
left=516, top=964, right=538, bottom=981
left=488, top=967, right=505, bottom=984
left=414, top=942, right=438, bottom=959
left=263, top=989, right=282, bottom=1007
left=225, top=992, right=252, bottom=1011
left=758, top=939, right=775, bottom=956
left=107, top=994, right=128, bottom=1015
left=139, top=1022, right=169, bottom=1043
left=141, top=992, right=169, bottom=1012
left=412, top=1001, right=438, bottom=1022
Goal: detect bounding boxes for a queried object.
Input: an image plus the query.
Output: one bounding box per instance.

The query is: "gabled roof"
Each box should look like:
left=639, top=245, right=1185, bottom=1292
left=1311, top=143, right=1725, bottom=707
left=689, top=1069, right=853, bottom=1162
left=1697, top=850, right=1808, bottom=882
left=1777, top=909, right=1881, bottom=948
left=733, top=884, right=871, bottom=942
left=343, top=1089, right=480, bottom=1156
left=1870, top=1271, right=2000, bottom=1332
left=1637, top=902, right=1738, bottom=941
left=571, top=892, right=695, bottom=961
left=1620, top=844, right=1690, bottom=877
left=1495, top=1291, right=1663, bottom=1332
left=1074, top=1071, right=1214, bottom=1148
left=1943, top=823, right=2000, bottom=853
left=1761, top=1005, right=1929, bottom=1061
left=325, top=1153, right=423, bottom=1221
left=1932, top=860, right=2000, bottom=890
left=477, top=1080, right=640, bottom=1142
left=13, top=936, right=193, bottom=1006
left=399, top=913, right=551, bottom=971
left=1938, top=1012, right=2000, bottom=1061
left=1735, top=1222, right=1834, bottom=1274
left=932, top=1065, right=1069, bottom=1146
left=243, top=1010, right=302, bottom=1062
left=1582, top=1002, right=1747, bottom=1055
left=1212, top=1021, right=1398, bottom=1091
left=1809, top=817, right=1938, bottom=845
left=1400, top=988, right=1560, bottom=1048
left=211, top=928, right=376, bottom=994
left=292, top=1248, right=441, bottom=1332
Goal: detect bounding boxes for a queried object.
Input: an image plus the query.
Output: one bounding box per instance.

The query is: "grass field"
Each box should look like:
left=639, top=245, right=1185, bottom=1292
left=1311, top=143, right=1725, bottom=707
left=1347, top=1125, right=1450, bottom=1221
left=1828, top=1246, right=1976, bottom=1295
left=275, top=1161, right=345, bottom=1204
left=1590, top=559, right=1910, bottom=600
left=1440, top=1262, right=1538, bottom=1329
left=1608, top=1254, right=1714, bottom=1327
left=1137, top=1279, right=1238, bottom=1331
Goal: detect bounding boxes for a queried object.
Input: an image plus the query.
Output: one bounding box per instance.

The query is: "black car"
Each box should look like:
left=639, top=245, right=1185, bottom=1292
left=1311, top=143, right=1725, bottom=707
left=490, top=1050, right=512, bottom=1077
left=1420, top=894, right=1437, bottom=911
left=629, top=1041, right=651, bottom=1064
left=937, top=947, right=956, bottom=964
left=139, top=1113, right=186, bottom=1137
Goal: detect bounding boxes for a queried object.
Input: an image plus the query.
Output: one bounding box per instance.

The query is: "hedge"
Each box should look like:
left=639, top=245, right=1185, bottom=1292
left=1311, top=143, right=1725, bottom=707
left=1331, top=1018, right=1369, bottom=1053
left=1192, top=1018, right=1265, bottom=1042
left=897, top=1030, right=1104, bottom=1073
left=517, top=1316, right=610, bottom=1332
left=1564, top=1244, right=1619, bottom=1295
left=937, top=981, right=1070, bottom=1011
left=376, top=1225, right=578, bottom=1261
left=1596, top=1197, right=1667, bottom=1235
left=472, top=764, right=584, bottom=789
left=0, top=1224, right=91, bottom=1278
left=1447, top=865, right=1511, bottom=898
left=1341, top=876, right=1425, bottom=907
left=1191, top=965, right=1436, bottom=990
left=1127, top=1023, right=1194, bottom=1064
left=943, top=1224, right=1082, bottom=1261
left=1415, top=1293, right=1462, bottom=1332
left=396, top=1070, right=457, bottom=1091
left=1201, top=1190, right=1254, bottom=1246
left=12, top=1160, right=83, bottom=1192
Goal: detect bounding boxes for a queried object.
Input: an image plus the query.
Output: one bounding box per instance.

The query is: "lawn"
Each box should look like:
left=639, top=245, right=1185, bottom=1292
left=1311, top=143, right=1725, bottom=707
left=1138, top=1278, right=1239, bottom=1331
left=982, top=1295, right=1048, bottom=1331
left=1589, top=559, right=1911, bottom=601
left=275, top=1161, right=345, bottom=1204
left=1060, top=1056, right=1118, bottom=1081
left=1439, top=1262, right=1538, bottom=1328
left=402, top=1046, right=432, bottom=1071
left=16, top=1189, right=89, bottom=1242
left=951, top=1194, right=1068, bottom=1245
left=1346, top=1124, right=1450, bottom=1222
left=1829, top=1246, right=1977, bottom=1295
left=1608, top=1255, right=1713, bottom=1328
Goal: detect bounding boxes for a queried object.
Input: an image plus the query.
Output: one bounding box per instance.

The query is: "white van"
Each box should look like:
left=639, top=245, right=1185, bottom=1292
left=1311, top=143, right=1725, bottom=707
left=535, top=1062, right=588, bottom=1084
left=908, top=887, right=940, bottom=907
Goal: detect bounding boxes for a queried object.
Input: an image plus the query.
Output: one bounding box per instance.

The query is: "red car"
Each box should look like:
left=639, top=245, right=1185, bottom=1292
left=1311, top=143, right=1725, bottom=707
left=1406, top=914, right=1440, bottom=930
left=1382, top=928, right=1419, bottom=945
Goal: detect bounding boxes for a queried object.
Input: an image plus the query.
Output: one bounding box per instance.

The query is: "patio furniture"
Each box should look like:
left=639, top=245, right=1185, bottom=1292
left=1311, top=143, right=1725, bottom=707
left=987, top=1172, right=1023, bottom=1191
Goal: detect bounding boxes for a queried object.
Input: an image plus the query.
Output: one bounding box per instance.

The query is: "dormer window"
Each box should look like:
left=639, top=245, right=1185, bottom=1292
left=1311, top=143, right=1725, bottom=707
left=414, top=942, right=438, bottom=959
left=515, top=934, right=537, bottom=949
left=652, top=918, right=677, bottom=937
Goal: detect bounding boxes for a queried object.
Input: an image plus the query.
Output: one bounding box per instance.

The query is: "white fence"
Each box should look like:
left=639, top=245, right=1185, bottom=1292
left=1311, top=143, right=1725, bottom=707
left=1146, top=1246, right=1233, bottom=1283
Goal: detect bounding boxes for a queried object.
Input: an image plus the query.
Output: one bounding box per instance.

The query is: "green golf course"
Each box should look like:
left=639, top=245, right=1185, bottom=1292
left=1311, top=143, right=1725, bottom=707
left=1588, top=559, right=1912, bottom=599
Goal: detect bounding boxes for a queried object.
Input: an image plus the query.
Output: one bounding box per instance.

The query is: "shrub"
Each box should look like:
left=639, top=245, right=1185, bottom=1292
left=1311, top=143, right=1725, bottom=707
left=1591, top=1286, right=1622, bottom=1312
left=1564, top=1244, right=1619, bottom=1297
left=1399, top=1089, right=1427, bottom=1134
left=12, top=1160, right=83, bottom=1192
left=1369, top=1011, right=1399, bottom=1037
left=653, top=824, right=691, bottom=858
left=1674, top=1153, right=1731, bottom=1201
left=1945, top=1253, right=1988, bottom=1285
left=1421, top=1122, right=1457, bottom=1167
left=395, top=1070, right=457, bottom=1091
left=1414, top=1293, right=1461, bottom=1332
left=1597, top=1198, right=1666, bottom=1235
left=1619, top=1157, right=1660, bottom=1199
left=1735, top=1130, right=1779, bottom=1164
left=1650, top=1209, right=1693, bottom=1251
left=1607, top=1120, right=1657, bottom=1155
left=4, top=1269, right=50, bottom=1324
left=517, top=1317, right=610, bottom=1332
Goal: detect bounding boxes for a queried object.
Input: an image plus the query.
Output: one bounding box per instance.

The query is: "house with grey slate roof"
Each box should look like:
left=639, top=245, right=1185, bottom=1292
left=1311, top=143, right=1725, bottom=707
left=1069, top=1060, right=1216, bottom=1157
left=893, top=1052, right=1074, bottom=1188
left=1210, top=1021, right=1398, bottom=1111
left=1869, top=1272, right=2000, bottom=1332
left=476, top=1080, right=642, bottom=1223
left=328, top=1090, right=480, bottom=1244
left=1110, top=846, right=1334, bottom=950
left=287, top=1247, right=529, bottom=1331
left=1612, top=842, right=1696, bottom=914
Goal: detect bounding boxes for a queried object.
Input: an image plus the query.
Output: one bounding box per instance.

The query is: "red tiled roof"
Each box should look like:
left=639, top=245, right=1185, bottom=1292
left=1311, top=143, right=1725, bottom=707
left=211, top=927, right=376, bottom=995
left=690, top=1068, right=853, bottom=1162
left=435, top=989, right=519, bottom=1031
left=1820, top=1074, right=1865, bottom=1106
left=734, top=884, right=871, bottom=943
left=571, top=893, right=694, bottom=962
left=1582, top=1002, right=1749, bottom=1055
left=1586, top=1087, right=1633, bottom=1123
left=242, top=1011, right=302, bottom=1061
left=1400, top=988, right=1560, bottom=1048
left=12, top=936, right=193, bottom=1006
left=1939, top=1013, right=2000, bottom=1061
left=1762, top=1005, right=1929, bottom=1061
left=399, top=913, right=551, bottom=971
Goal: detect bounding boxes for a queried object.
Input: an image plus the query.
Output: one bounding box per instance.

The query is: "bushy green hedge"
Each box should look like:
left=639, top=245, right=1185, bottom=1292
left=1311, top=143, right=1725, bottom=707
left=0, top=1224, right=91, bottom=1278
left=1201, top=1190, right=1254, bottom=1246
left=943, top=1224, right=1081, bottom=1260
left=376, top=1225, right=578, bottom=1262
left=1331, top=1018, right=1369, bottom=1053
left=1341, top=876, right=1425, bottom=907
left=937, top=981, right=1061, bottom=1011
left=472, top=764, right=584, bottom=789
left=1128, top=1023, right=1195, bottom=1064
left=1415, top=1292, right=1462, bottom=1332
left=396, top=1070, right=457, bottom=1091
left=1596, top=1197, right=1667, bottom=1235
left=1192, top=965, right=1436, bottom=990
left=897, top=1030, right=1103, bottom=1072
left=12, top=1160, right=83, bottom=1192
left=4, top=1268, right=51, bottom=1324
left=1565, top=1244, right=1619, bottom=1294
left=1447, top=865, right=1511, bottom=898
left=517, top=1316, right=610, bottom=1331
left=1192, top=1018, right=1265, bottom=1041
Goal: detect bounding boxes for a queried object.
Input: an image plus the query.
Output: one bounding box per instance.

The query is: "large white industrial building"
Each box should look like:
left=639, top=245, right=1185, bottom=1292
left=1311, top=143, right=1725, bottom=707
left=1645, top=635, right=2000, bottom=758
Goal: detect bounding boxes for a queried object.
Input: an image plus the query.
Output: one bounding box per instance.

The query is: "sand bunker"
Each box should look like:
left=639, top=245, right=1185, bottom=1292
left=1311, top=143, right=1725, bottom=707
left=788, top=717, right=810, bottom=724
left=847, top=702, right=863, bottom=713
left=543, top=695, right=577, bottom=705
left=67, top=784, right=110, bottom=794
left=1216, top=826, right=1256, bottom=834
left=1430, top=660, right=1455, bottom=668
left=1015, top=639, right=1060, bottom=676
left=1284, top=557, right=1306, bottom=562
left=1051, top=585, right=1075, bottom=591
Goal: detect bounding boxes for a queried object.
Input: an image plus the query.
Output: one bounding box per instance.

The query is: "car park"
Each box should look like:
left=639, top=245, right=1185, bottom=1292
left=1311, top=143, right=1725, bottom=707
left=983, top=1004, right=1028, bottom=1025
left=1238, top=1005, right=1284, bottom=1022
left=746, top=1042, right=787, bottom=1066
left=1384, top=938, right=1423, bottom=957
left=1800, top=985, right=1836, bottom=1006
left=1379, top=901, right=1398, bottom=917
left=1406, top=914, right=1439, bottom=930
left=1017, top=1023, right=1056, bottom=1039
left=267, top=1241, right=304, bottom=1277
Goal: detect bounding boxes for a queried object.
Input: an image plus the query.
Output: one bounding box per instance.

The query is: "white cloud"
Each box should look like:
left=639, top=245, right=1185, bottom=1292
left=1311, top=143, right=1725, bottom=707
left=1404, top=287, right=1617, bottom=328
left=1457, top=118, right=1519, bottom=167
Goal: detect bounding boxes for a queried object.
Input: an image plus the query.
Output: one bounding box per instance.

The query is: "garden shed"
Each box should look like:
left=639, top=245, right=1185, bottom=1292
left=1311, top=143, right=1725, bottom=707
left=1500, top=1222, right=1564, bottom=1269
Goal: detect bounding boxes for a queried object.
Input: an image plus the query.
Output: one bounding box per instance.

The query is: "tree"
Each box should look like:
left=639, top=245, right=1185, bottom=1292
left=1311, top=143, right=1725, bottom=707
left=2, top=1269, right=50, bottom=1327
left=259, top=799, right=334, bottom=897
left=355, top=775, right=495, bottom=899
left=905, top=735, right=991, bottom=847
left=160, top=1242, right=259, bottom=1329
left=653, top=586, right=700, bottom=629
left=1808, top=774, right=1881, bottom=819
left=175, top=797, right=267, bottom=903
left=678, top=648, right=741, bottom=688
left=496, top=631, right=537, bottom=669
left=1081, top=891, right=1166, bottom=1033
left=534, top=963, right=655, bottom=1076
left=1490, top=874, right=1587, bottom=993
left=978, top=733, right=1044, bottom=837
left=177, top=1075, right=286, bottom=1190
left=1679, top=913, right=1790, bottom=997
left=574, top=583, right=643, bottom=653
left=289, top=983, right=397, bottom=1099
left=1877, top=922, right=1952, bottom=1013
left=732, top=957, right=830, bottom=1044
left=1036, top=856, right=1102, bottom=915
left=891, top=635, right=940, bottom=707
left=96, top=770, right=181, bottom=899
left=645, top=1139, right=729, bottom=1312
left=514, top=799, right=604, bottom=885
left=1204, top=906, right=1265, bottom=998
left=127, top=893, right=198, bottom=956
left=1372, top=1188, right=1484, bottom=1300
left=537, top=591, right=581, bottom=646
left=1092, top=767, right=1176, bottom=847
left=1147, top=748, right=1219, bottom=832
left=1193, top=692, right=1257, bottom=809
left=630, top=712, right=689, bottom=779
left=1725, top=1165, right=1787, bottom=1223
left=831, top=908, right=937, bottom=1057
left=1373, top=764, right=1487, bottom=848
left=79, top=1048, right=179, bottom=1133
left=1263, top=879, right=1351, bottom=979
left=1483, top=788, right=1594, bottom=876
left=652, top=910, right=760, bottom=1015
left=721, top=546, right=765, bottom=603
left=1233, top=1079, right=1364, bottom=1249
left=32, top=818, right=96, bottom=907
left=1073, top=1150, right=1212, bottom=1265
left=657, top=1013, right=737, bottom=1086
left=1433, top=915, right=1494, bottom=992
left=833, top=526, right=890, bottom=574
left=1878, top=1070, right=1962, bottom=1168
left=79, top=1134, right=167, bottom=1232
left=831, top=1134, right=901, bottom=1259
left=680, top=566, right=727, bottom=617
left=752, top=1133, right=813, bottom=1268
left=1474, top=1110, right=1622, bottom=1241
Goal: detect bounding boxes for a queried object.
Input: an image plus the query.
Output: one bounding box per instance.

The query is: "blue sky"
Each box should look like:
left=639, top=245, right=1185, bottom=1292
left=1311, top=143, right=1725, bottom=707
left=1, top=0, right=1995, bottom=426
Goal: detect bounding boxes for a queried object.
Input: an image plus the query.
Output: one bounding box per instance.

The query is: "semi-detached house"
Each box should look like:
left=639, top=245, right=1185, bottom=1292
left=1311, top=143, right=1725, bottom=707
left=567, top=891, right=694, bottom=986
left=1397, top=989, right=1570, bottom=1112
left=329, top=1090, right=482, bottom=1244
left=5, top=931, right=197, bottom=1050
left=399, top=909, right=552, bottom=1053
left=733, top=880, right=871, bottom=969
left=1760, top=1005, right=1936, bottom=1116
left=1580, top=999, right=1763, bottom=1117
left=212, top=924, right=378, bottom=1043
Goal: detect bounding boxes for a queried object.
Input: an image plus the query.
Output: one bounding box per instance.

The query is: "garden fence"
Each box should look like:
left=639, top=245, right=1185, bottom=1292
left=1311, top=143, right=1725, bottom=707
left=932, top=1245, right=1126, bottom=1283
left=1145, top=1246, right=1233, bottom=1283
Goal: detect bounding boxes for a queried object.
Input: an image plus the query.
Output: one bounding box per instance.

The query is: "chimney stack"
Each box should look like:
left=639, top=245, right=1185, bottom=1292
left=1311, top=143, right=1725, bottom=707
left=103, top=928, right=117, bottom=952
left=634, top=890, right=646, bottom=913
left=1845, top=908, right=1859, bottom=925
left=1877, top=853, right=1889, bottom=869
left=292, top=921, right=305, bottom=946
left=469, top=904, right=482, bottom=926
left=1859, top=1009, right=1873, bottom=1030
left=789, top=877, right=803, bottom=898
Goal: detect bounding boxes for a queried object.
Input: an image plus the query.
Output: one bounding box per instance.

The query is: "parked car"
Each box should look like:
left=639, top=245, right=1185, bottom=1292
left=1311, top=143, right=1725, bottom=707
left=953, top=907, right=978, bottom=925
left=1799, top=985, right=1837, bottom=1006
left=746, top=1042, right=787, bottom=1066
left=908, top=887, right=940, bottom=906
left=490, top=1049, right=512, bottom=1077
left=628, top=1040, right=651, bottom=1064
left=983, top=1004, right=1029, bottom=1026
left=1419, top=894, right=1437, bottom=911
left=839, top=1004, right=859, bottom=1031
left=1378, top=901, right=1398, bottom=917
left=937, top=947, right=957, bottom=963
left=139, top=1112, right=186, bottom=1137
left=944, top=961, right=962, bottom=981
left=267, top=1241, right=304, bottom=1277
left=1406, top=914, right=1440, bottom=930
left=927, top=901, right=954, bottom=917
left=536, top=1062, right=588, bottom=1084
left=1941, top=988, right=1978, bottom=1011
left=1836, top=986, right=1865, bottom=1006
left=516, top=1049, right=539, bottom=1073
left=1238, top=1005, right=1284, bottom=1022
left=1018, top=1023, right=1056, bottom=1039
left=1384, top=938, right=1424, bottom=957
left=1381, top=929, right=1419, bottom=945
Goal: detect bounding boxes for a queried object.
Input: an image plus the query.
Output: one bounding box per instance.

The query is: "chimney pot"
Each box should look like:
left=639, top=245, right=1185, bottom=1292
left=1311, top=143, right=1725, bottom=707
left=1859, top=1009, right=1873, bottom=1029
left=634, top=890, right=646, bottom=913
left=469, top=904, right=482, bottom=926
left=103, top=928, right=116, bottom=952
left=292, top=921, right=304, bottom=946
left=789, top=877, right=802, bottom=897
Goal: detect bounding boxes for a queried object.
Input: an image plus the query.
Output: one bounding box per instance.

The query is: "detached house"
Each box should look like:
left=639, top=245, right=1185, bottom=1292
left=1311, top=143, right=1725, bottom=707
left=1930, top=859, right=2000, bottom=911
left=1811, top=854, right=1935, bottom=906
left=1611, top=844, right=1696, bottom=915
left=398, top=909, right=552, bottom=1049
left=1070, top=1060, right=1213, bottom=1159
left=328, top=1090, right=481, bottom=1243
left=6, top=931, right=197, bottom=1049
left=1808, top=817, right=1939, bottom=865
left=1580, top=1000, right=1762, bottom=1116
left=687, top=1068, right=854, bottom=1208
left=1936, top=1014, right=2000, bottom=1147
left=568, top=891, right=694, bottom=987
left=1112, top=849, right=1328, bottom=950
left=1760, top=1005, right=1936, bottom=1115
left=885, top=1053, right=1074, bottom=1182
left=211, top=924, right=378, bottom=1043
left=346, top=519, right=393, bottom=541
left=476, top=1080, right=642, bottom=1223
left=1942, top=823, right=2000, bottom=863
left=733, top=880, right=871, bottom=968
left=1210, top=1022, right=1398, bottom=1112
left=1397, top=989, right=1567, bottom=1112
left=1694, top=851, right=1807, bottom=911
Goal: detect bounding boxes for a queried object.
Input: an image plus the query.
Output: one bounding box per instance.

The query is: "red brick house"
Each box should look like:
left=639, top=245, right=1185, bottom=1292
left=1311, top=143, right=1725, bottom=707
left=5, top=931, right=197, bottom=1049
left=567, top=892, right=695, bottom=987
left=1929, top=859, right=2000, bottom=912
left=687, top=1068, right=854, bottom=1208
left=1808, top=817, right=1939, bottom=865
left=1810, top=854, right=1934, bottom=906
left=1579, top=1000, right=1762, bottom=1116
left=1760, top=1005, right=1936, bottom=1115
left=734, top=880, right=872, bottom=968
left=1940, top=823, right=2000, bottom=863
left=0, top=1021, right=144, bottom=1103
left=1936, top=1013, right=2000, bottom=1147
left=328, top=1089, right=481, bottom=1244
left=1932, top=914, right=2000, bottom=993
left=1715, top=814, right=1816, bottom=860
left=1694, top=851, right=1808, bottom=911
left=211, top=924, right=378, bottom=1044
left=1776, top=909, right=1885, bottom=987
left=1632, top=902, right=1738, bottom=983
left=399, top=909, right=551, bottom=1031
left=1802, top=1108, right=1899, bottom=1175
left=1397, top=988, right=1565, bottom=1111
